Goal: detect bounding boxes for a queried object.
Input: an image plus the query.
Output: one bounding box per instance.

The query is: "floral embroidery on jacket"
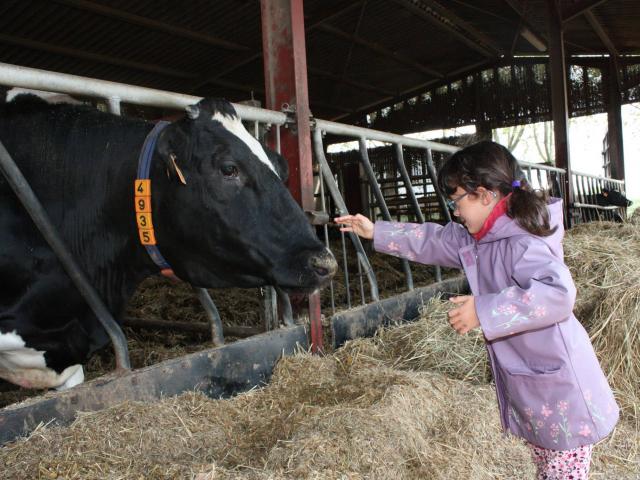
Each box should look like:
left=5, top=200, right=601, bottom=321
left=491, top=295, right=548, bottom=330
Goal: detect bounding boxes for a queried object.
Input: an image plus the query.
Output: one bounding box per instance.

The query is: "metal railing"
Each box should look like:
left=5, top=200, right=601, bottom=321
left=0, top=62, right=628, bottom=330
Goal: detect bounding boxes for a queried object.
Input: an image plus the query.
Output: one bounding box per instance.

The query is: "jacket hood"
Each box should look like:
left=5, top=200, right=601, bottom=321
left=478, top=197, right=565, bottom=254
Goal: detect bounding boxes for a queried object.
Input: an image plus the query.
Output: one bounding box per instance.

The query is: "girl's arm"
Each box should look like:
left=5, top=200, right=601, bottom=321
left=474, top=237, right=577, bottom=341
left=373, top=221, right=471, bottom=269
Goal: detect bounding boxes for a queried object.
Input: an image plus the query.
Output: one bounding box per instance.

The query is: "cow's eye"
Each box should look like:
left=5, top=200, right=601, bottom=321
left=220, top=164, right=239, bottom=178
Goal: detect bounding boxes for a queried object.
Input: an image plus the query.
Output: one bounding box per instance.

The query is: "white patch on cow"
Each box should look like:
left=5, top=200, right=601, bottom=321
left=211, top=112, right=279, bottom=177
left=6, top=87, right=84, bottom=105
left=0, top=330, right=84, bottom=390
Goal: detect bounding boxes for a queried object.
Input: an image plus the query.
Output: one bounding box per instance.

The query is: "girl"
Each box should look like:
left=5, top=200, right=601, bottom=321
left=335, top=141, right=618, bottom=479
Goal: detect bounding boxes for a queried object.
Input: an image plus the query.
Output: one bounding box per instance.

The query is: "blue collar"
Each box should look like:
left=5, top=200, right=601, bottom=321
left=135, top=121, right=177, bottom=279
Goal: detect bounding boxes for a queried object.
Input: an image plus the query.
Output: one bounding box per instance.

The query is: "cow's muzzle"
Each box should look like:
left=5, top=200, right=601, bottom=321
left=309, top=249, right=338, bottom=283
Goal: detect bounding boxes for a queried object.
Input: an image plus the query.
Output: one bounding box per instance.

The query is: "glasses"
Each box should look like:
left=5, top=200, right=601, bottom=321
left=446, top=192, right=469, bottom=211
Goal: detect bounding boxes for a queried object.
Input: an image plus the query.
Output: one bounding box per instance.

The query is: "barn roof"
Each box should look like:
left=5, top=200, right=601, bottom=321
left=0, top=0, right=638, bottom=128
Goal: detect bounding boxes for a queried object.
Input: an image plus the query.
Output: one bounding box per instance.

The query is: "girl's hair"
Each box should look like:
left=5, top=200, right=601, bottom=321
left=437, top=141, right=557, bottom=237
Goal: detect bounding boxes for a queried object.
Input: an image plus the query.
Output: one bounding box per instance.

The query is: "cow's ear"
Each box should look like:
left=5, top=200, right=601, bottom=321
left=265, top=147, right=289, bottom=183
left=156, top=123, right=190, bottom=185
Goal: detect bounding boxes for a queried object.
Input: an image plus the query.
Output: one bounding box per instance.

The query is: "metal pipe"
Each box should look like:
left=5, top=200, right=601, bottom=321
left=193, top=287, right=224, bottom=347
left=312, top=129, right=379, bottom=301
left=425, top=149, right=452, bottom=223
left=315, top=118, right=458, bottom=153
left=0, top=138, right=131, bottom=370
left=358, top=138, right=413, bottom=291
left=0, top=62, right=287, bottom=125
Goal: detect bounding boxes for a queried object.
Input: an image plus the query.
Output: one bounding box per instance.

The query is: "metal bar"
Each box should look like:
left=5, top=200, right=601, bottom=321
left=395, top=144, right=424, bottom=223
left=107, top=96, right=121, bottom=115
left=313, top=130, right=379, bottom=301
left=315, top=119, right=458, bottom=153
left=123, top=317, right=261, bottom=338
left=341, top=231, right=352, bottom=309
left=318, top=160, right=336, bottom=315
left=193, top=287, right=224, bottom=347
left=562, top=0, right=610, bottom=23
left=358, top=138, right=413, bottom=290
left=275, top=287, right=294, bottom=327
left=0, top=138, right=131, bottom=370
left=0, top=62, right=287, bottom=124
left=425, top=149, right=452, bottom=223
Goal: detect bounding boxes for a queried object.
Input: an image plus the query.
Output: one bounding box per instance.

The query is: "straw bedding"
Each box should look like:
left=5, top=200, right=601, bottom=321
left=1, top=222, right=639, bottom=479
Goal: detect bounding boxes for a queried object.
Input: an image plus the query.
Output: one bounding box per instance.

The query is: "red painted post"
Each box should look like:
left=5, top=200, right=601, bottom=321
left=261, top=0, right=323, bottom=353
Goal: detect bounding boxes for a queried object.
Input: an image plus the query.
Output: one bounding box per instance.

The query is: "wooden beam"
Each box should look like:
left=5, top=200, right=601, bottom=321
left=503, top=0, right=548, bottom=51
left=584, top=10, right=619, bottom=57
left=52, top=0, right=250, bottom=51
left=547, top=0, right=573, bottom=226
left=393, top=0, right=504, bottom=58
left=562, top=0, right=609, bottom=24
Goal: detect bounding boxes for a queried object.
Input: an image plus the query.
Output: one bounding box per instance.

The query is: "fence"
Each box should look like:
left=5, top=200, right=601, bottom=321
left=0, top=62, right=628, bottom=334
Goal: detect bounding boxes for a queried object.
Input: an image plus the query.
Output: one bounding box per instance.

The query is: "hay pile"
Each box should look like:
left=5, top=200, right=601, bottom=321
left=2, top=297, right=638, bottom=479
left=364, top=297, right=490, bottom=384
left=563, top=222, right=640, bottom=420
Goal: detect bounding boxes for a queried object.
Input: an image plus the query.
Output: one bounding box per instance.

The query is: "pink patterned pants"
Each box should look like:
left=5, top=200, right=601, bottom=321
left=527, top=442, right=593, bottom=479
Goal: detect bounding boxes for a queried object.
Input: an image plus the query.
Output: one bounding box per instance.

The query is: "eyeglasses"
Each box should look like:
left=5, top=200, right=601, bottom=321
left=446, top=192, right=469, bottom=211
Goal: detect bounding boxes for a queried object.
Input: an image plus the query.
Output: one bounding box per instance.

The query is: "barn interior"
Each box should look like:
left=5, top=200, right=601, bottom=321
left=1, top=1, right=640, bottom=476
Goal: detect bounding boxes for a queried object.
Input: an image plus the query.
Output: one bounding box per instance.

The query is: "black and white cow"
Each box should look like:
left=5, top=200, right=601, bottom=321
left=0, top=95, right=336, bottom=390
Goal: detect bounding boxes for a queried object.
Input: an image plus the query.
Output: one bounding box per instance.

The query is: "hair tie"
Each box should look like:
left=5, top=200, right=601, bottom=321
left=511, top=180, right=521, bottom=188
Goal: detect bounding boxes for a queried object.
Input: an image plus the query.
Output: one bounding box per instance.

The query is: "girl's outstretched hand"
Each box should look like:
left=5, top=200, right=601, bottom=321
left=448, top=295, right=480, bottom=335
left=334, top=214, right=375, bottom=240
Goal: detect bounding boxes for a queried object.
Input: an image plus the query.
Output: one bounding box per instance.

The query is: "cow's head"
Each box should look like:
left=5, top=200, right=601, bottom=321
left=151, top=98, right=336, bottom=292
left=601, top=188, right=632, bottom=207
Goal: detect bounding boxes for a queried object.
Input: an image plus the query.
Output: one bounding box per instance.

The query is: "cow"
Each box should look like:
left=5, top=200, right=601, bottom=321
left=0, top=94, right=337, bottom=391
left=595, top=187, right=632, bottom=208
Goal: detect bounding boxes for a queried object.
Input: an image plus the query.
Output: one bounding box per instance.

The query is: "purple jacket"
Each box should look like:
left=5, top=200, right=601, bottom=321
left=374, top=198, right=619, bottom=449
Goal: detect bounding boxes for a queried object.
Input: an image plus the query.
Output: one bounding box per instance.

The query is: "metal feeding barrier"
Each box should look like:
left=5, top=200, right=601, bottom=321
left=0, top=62, right=629, bottom=446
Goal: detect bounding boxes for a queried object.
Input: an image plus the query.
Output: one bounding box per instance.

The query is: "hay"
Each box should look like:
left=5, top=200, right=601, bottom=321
left=2, top=344, right=637, bottom=479
left=564, top=222, right=640, bottom=420
left=371, top=296, right=490, bottom=384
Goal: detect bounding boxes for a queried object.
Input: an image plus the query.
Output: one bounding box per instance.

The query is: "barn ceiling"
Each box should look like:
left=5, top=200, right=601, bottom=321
left=0, top=0, right=638, bottom=124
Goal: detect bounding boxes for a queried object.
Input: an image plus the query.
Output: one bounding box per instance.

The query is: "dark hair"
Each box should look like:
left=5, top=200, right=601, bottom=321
left=437, top=141, right=557, bottom=237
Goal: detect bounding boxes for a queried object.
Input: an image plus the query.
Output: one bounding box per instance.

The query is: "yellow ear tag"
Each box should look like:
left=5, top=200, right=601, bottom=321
left=169, top=154, right=187, bottom=185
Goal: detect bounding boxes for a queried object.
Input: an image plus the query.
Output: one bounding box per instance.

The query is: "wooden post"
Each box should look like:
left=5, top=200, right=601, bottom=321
left=605, top=57, right=625, bottom=181
left=546, top=0, right=573, bottom=227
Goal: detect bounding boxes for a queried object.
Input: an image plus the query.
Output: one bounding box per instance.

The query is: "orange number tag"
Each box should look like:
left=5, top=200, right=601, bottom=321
left=138, top=229, right=156, bottom=245
left=136, top=212, right=153, bottom=230
left=135, top=196, right=151, bottom=213
left=135, top=179, right=151, bottom=196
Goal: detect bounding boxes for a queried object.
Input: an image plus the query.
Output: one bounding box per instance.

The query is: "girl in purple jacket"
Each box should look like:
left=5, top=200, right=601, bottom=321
left=336, top=141, right=618, bottom=479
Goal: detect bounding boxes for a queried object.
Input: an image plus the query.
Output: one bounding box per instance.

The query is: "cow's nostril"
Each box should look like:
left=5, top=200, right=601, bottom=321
left=314, top=266, right=330, bottom=277
left=309, top=252, right=338, bottom=279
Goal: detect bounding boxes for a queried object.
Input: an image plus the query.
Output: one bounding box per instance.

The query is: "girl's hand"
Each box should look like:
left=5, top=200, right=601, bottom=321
left=334, top=214, right=374, bottom=240
left=448, top=295, right=480, bottom=335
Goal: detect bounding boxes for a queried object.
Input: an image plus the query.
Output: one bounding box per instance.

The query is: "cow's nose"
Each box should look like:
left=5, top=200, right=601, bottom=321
left=309, top=250, right=338, bottom=279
